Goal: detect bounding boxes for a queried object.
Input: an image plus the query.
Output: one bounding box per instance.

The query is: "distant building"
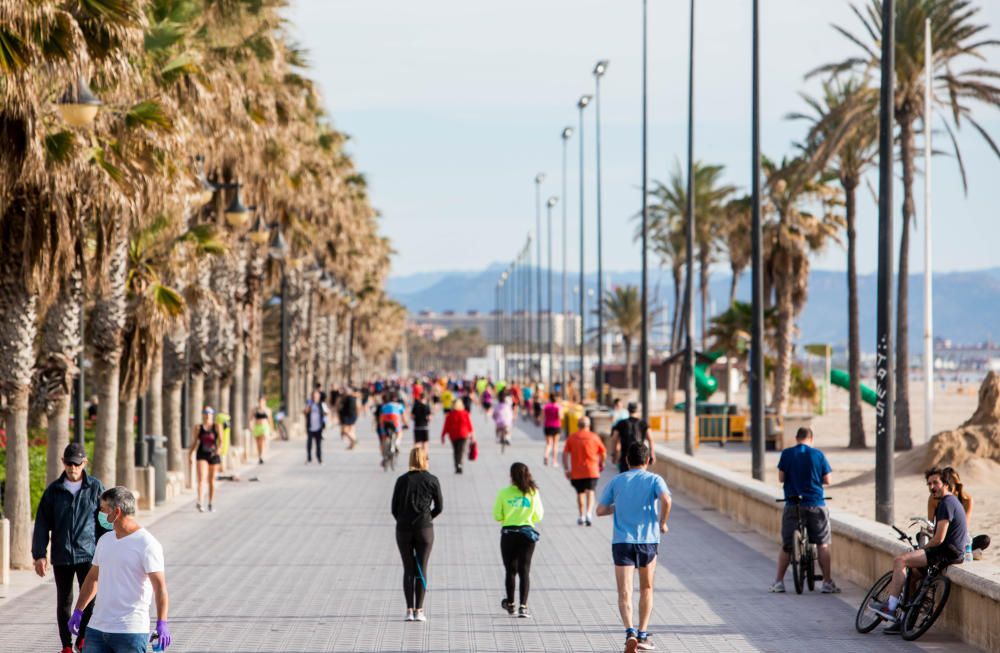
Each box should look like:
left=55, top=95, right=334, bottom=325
left=409, top=310, right=582, bottom=348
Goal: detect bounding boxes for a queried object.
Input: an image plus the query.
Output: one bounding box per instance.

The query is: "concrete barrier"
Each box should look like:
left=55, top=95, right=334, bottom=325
left=651, top=445, right=1000, bottom=652
left=0, top=518, right=9, bottom=586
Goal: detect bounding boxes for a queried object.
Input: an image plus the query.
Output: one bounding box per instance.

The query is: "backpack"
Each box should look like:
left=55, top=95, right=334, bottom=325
left=618, top=417, right=642, bottom=451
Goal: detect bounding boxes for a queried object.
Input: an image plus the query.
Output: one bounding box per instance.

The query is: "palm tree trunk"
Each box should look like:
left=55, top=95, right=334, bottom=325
left=0, top=258, right=38, bottom=567
left=189, top=370, right=205, bottom=437
left=771, top=280, right=794, bottom=416
left=845, top=181, right=866, bottom=449
left=699, top=250, right=710, bottom=351
left=624, top=336, right=633, bottom=391
left=90, top=234, right=128, bottom=487
left=666, top=265, right=684, bottom=407
left=162, top=326, right=186, bottom=472
left=894, top=114, right=915, bottom=451
left=206, top=375, right=220, bottom=411
left=147, top=346, right=163, bottom=438
left=231, top=338, right=245, bottom=449
left=728, top=267, right=739, bottom=308
left=116, top=393, right=136, bottom=489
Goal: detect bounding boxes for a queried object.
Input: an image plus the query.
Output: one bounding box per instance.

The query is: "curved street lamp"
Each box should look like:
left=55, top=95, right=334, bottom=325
left=58, top=77, right=102, bottom=127
left=546, top=196, right=558, bottom=392
left=594, top=61, right=609, bottom=405
left=224, top=183, right=252, bottom=229
left=560, top=127, right=573, bottom=395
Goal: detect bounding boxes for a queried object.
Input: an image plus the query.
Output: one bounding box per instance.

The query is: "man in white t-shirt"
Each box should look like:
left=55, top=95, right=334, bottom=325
left=69, top=487, right=172, bottom=652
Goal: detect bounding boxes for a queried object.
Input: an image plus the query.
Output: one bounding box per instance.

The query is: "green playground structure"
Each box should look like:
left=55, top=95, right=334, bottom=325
left=829, top=368, right=877, bottom=406
left=674, top=351, right=722, bottom=410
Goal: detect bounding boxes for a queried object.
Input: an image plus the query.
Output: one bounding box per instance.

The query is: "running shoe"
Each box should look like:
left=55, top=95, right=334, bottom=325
left=501, top=598, right=515, bottom=615
left=577, top=517, right=585, bottom=526
left=405, top=611, right=414, bottom=622
left=208, top=504, right=214, bottom=513
left=61, top=647, right=73, bottom=653
left=820, top=580, right=841, bottom=594
left=517, top=605, right=531, bottom=619
left=768, top=581, right=785, bottom=593
left=585, top=517, right=593, bottom=527
left=882, top=622, right=902, bottom=635
left=196, top=503, right=204, bottom=513
left=637, top=633, right=656, bottom=650
left=624, top=630, right=639, bottom=653
left=414, top=611, right=426, bottom=622
left=868, top=600, right=898, bottom=622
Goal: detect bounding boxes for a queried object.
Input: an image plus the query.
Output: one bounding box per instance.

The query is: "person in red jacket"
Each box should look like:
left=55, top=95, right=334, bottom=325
left=441, top=402, right=475, bottom=474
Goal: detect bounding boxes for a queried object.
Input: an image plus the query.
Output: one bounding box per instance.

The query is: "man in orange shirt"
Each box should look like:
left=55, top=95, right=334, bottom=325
left=562, top=416, right=607, bottom=526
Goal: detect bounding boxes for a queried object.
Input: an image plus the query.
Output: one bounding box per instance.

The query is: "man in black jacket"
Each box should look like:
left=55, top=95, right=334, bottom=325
left=32, top=442, right=107, bottom=653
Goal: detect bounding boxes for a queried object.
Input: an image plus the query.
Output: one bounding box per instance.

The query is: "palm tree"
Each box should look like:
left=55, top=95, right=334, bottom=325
left=791, top=75, right=879, bottom=448
left=763, top=156, right=845, bottom=417
left=708, top=300, right=778, bottom=408
left=722, top=196, right=752, bottom=307
left=817, top=0, right=1000, bottom=450
left=602, top=286, right=643, bottom=389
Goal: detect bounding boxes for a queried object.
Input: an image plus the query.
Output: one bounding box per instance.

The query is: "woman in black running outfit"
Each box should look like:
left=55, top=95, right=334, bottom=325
left=411, top=395, right=431, bottom=453
left=188, top=406, right=221, bottom=512
left=391, top=447, right=443, bottom=622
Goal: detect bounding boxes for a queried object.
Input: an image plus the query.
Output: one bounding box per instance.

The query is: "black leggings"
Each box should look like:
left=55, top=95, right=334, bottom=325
left=451, top=438, right=467, bottom=471
left=55, top=562, right=93, bottom=647
left=500, top=531, right=536, bottom=606
left=307, top=430, right=323, bottom=462
left=396, top=527, right=434, bottom=609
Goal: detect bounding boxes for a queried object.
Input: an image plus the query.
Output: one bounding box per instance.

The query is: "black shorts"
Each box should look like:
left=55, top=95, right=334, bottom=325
left=340, top=415, right=357, bottom=426
left=570, top=478, right=598, bottom=493
left=924, top=543, right=962, bottom=568
left=533, top=403, right=542, bottom=417
left=414, top=427, right=429, bottom=443
left=544, top=427, right=561, bottom=437
left=612, top=543, right=658, bottom=568
left=196, top=451, right=221, bottom=465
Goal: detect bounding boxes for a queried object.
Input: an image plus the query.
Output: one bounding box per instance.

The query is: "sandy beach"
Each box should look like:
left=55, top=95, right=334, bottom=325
left=663, top=378, right=1000, bottom=563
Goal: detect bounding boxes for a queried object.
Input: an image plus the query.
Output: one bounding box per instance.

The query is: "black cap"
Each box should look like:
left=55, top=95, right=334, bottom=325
left=63, top=442, right=87, bottom=465
left=627, top=402, right=639, bottom=413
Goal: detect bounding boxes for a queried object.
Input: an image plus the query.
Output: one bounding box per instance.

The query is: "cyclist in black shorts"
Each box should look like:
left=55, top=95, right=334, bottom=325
left=411, top=394, right=432, bottom=454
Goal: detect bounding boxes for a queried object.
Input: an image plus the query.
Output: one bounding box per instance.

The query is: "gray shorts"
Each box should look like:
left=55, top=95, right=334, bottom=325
left=781, top=505, right=831, bottom=552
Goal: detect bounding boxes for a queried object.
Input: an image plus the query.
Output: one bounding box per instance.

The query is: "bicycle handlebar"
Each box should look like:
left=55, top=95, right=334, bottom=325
left=775, top=496, right=832, bottom=503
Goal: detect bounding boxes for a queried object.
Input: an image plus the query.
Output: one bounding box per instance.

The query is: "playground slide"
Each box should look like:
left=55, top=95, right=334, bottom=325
left=674, top=352, right=721, bottom=410
left=829, top=368, right=877, bottom=406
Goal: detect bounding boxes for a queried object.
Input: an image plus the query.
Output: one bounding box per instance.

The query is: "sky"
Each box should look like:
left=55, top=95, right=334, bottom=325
left=284, top=0, right=1000, bottom=278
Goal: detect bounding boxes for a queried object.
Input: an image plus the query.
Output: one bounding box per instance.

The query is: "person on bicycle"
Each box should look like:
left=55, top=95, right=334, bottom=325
left=770, top=426, right=839, bottom=594
left=870, top=467, right=968, bottom=627
left=493, top=389, right=514, bottom=446
left=378, top=393, right=408, bottom=464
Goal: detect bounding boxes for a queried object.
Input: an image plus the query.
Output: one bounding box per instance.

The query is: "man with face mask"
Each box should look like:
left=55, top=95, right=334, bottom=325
left=32, top=443, right=108, bottom=653
left=68, top=487, right=172, bottom=652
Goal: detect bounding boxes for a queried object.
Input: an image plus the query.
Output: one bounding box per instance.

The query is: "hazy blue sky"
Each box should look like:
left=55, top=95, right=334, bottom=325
left=285, top=0, right=1000, bottom=277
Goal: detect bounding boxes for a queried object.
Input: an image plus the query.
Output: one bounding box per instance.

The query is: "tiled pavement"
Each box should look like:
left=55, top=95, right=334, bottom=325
left=0, top=411, right=979, bottom=652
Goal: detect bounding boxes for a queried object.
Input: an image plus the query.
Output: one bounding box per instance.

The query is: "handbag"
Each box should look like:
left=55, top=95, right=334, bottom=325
left=468, top=438, right=478, bottom=461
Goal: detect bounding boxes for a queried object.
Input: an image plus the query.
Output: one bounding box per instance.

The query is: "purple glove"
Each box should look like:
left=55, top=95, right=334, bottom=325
left=68, top=609, right=83, bottom=636
left=155, top=620, right=172, bottom=649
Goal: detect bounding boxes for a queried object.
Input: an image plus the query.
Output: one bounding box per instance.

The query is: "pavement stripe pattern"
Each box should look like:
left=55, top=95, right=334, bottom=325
left=0, top=409, right=977, bottom=652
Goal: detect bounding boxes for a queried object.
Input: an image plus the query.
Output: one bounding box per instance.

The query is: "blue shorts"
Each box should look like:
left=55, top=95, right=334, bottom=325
left=612, top=542, right=658, bottom=568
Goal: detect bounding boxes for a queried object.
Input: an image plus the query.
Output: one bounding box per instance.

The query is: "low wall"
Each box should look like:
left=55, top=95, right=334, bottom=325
left=652, top=445, right=1000, bottom=653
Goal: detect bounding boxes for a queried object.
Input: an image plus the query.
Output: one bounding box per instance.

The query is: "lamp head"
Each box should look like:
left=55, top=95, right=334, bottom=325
left=562, top=127, right=573, bottom=140
left=224, top=184, right=252, bottom=228
left=268, top=226, right=289, bottom=260
left=578, top=94, right=592, bottom=109
left=534, top=173, right=546, bottom=184
left=58, top=77, right=102, bottom=127
left=594, top=60, right=610, bottom=77
left=547, top=196, right=558, bottom=208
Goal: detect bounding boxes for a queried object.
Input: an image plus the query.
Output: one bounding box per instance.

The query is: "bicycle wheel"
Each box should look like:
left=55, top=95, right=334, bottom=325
left=855, top=571, right=893, bottom=633
left=901, top=575, right=950, bottom=641
left=279, top=423, right=289, bottom=441
left=804, top=544, right=816, bottom=592
left=791, top=530, right=804, bottom=595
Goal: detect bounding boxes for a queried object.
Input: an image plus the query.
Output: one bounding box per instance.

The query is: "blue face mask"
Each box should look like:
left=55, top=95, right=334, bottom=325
left=98, top=510, right=116, bottom=530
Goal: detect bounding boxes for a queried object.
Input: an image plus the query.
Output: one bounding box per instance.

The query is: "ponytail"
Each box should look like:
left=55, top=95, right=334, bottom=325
left=510, top=462, right=538, bottom=495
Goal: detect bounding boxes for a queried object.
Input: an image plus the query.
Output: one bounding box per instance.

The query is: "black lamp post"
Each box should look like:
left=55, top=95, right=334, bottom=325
left=534, top=173, right=546, bottom=383
left=577, top=94, right=592, bottom=400
left=594, top=60, right=609, bottom=405
left=561, top=126, right=573, bottom=395
left=268, top=225, right=289, bottom=409
left=546, top=196, right=558, bottom=393
left=682, top=0, right=696, bottom=453
left=750, top=0, right=766, bottom=480
left=640, top=0, right=651, bottom=425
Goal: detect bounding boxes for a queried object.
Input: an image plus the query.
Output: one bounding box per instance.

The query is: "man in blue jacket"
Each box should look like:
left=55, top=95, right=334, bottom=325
left=32, top=442, right=107, bottom=653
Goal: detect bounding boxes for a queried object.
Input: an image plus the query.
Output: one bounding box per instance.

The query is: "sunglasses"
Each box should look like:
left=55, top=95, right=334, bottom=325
left=63, top=460, right=84, bottom=467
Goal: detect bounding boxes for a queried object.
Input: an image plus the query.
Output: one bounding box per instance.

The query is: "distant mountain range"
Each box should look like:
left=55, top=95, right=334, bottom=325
left=388, top=266, right=1000, bottom=352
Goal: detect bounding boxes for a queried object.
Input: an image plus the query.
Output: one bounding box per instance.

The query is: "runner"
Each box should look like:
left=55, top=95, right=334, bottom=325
left=391, top=447, right=443, bottom=622
left=562, top=416, right=607, bottom=526
left=542, top=394, right=563, bottom=467
left=531, top=384, right=543, bottom=425
left=249, top=396, right=274, bottom=464
left=441, top=385, right=455, bottom=415
left=610, top=398, right=629, bottom=429
left=493, top=462, right=544, bottom=619
left=441, top=399, right=474, bottom=474
left=596, top=443, right=672, bottom=653
left=338, top=387, right=359, bottom=450
left=481, top=385, right=494, bottom=417
left=69, top=487, right=171, bottom=652
left=188, top=407, right=221, bottom=512
left=493, top=389, right=514, bottom=446
left=304, top=389, right=329, bottom=465
left=411, top=392, right=432, bottom=454
left=610, top=403, right=655, bottom=474
left=32, top=443, right=107, bottom=653
left=521, top=383, right=533, bottom=421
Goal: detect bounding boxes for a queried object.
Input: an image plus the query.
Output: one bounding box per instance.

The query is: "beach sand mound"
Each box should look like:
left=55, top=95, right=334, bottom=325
left=926, top=371, right=1000, bottom=468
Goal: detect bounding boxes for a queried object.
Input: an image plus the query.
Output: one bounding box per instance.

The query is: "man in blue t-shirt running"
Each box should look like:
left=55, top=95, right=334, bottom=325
left=597, top=442, right=671, bottom=653
left=771, top=426, right=839, bottom=594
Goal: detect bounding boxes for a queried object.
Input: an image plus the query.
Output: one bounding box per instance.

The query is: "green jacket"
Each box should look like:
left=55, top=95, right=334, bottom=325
left=493, top=485, right=544, bottom=527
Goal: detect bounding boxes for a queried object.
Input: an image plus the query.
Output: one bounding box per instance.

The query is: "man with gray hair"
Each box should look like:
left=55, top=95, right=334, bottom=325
left=69, top=487, right=172, bottom=652
left=562, top=416, right=607, bottom=526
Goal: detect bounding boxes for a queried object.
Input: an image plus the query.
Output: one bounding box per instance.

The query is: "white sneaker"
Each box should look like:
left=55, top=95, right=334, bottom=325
left=768, top=581, right=785, bottom=593
left=414, top=611, right=426, bottom=622
left=405, top=611, right=414, bottom=622
left=821, top=580, right=841, bottom=594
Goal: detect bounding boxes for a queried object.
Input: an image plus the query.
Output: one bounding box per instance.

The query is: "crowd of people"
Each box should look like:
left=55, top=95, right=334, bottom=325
left=27, top=371, right=992, bottom=653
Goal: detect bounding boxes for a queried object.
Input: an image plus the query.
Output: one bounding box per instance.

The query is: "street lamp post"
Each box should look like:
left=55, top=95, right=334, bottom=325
left=561, top=127, right=573, bottom=396
left=546, top=196, right=558, bottom=393
left=682, top=0, right=696, bottom=453
left=577, top=94, right=592, bottom=401
left=640, top=0, right=651, bottom=425
left=268, top=225, right=289, bottom=409
left=594, top=60, right=609, bottom=406
left=534, top=173, right=546, bottom=383
left=750, top=0, right=766, bottom=480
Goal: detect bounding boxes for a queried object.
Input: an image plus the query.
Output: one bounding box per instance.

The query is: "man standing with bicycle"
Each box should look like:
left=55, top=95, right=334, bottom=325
left=770, top=427, right=839, bottom=594
left=870, top=467, right=968, bottom=630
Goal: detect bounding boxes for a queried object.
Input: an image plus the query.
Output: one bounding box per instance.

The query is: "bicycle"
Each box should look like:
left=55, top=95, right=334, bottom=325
left=275, top=409, right=290, bottom=441
left=496, top=425, right=510, bottom=454
left=775, top=495, right=829, bottom=594
left=381, top=424, right=399, bottom=471
left=855, top=523, right=953, bottom=641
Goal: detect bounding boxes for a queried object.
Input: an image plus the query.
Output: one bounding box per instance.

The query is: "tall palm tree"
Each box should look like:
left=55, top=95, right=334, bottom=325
left=722, top=196, right=752, bottom=307
left=602, top=286, right=642, bottom=389
left=791, top=75, right=879, bottom=448
left=817, top=0, right=1000, bottom=450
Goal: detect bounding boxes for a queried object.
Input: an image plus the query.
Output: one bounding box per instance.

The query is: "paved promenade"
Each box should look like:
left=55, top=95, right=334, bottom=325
left=0, top=410, right=979, bottom=652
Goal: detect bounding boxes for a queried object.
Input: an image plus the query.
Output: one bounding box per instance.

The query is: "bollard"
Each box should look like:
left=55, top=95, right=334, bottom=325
left=1, top=517, right=9, bottom=587
left=145, top=435, right=168, bottom=506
